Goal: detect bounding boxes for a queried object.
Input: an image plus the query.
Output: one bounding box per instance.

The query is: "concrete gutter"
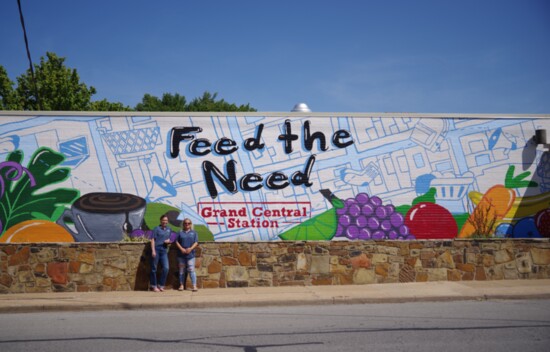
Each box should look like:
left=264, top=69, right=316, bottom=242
left=1, top=280, right=549, bottom=314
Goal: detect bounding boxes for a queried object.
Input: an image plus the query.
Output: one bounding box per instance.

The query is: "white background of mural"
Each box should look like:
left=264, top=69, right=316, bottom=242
left=0, top=113, right=549, bottom=242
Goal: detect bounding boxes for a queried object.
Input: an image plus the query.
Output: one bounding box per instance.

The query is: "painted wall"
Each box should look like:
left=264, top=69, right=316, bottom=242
left=0, top=113, right=549, bottom=243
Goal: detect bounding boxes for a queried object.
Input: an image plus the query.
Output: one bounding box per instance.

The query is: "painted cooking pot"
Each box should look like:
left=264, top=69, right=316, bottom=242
left=57, top=192, right=146, bottom=242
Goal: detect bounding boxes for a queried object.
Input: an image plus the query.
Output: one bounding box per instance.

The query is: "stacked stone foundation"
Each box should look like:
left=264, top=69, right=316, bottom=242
left=1, top=239, right=550, bottom=293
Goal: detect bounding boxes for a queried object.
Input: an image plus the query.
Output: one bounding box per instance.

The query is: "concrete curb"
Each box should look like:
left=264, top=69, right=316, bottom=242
left=2, top=280, right=550, bottom=314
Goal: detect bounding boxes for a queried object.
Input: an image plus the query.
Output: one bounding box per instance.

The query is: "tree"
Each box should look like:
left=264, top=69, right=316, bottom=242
left=15, top=52, right=97, bottom=110
left=135, top=91, right=256, bottom=112
left=2, top=52, right=256, bottom=112
left=0, top=65, right=21, bottom=110
left=2, top=52, right=126, bottom=111
left=89, top=99, right=132, bottom=111
left=135, top=93, right=187, bottom=112
left=187, top=91, right=256, bottom=112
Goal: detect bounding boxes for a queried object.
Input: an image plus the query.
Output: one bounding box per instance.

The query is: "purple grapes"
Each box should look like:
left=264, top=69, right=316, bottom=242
left=358, top=228, right=371, bottom=239
left=349, top=204, right=361, bottom=217
left=375, top=206, right=388, bottom=219
left=336, top=207, right=347, bottom=216
left=356, top=215, right=368, bottom=228
left=380, top=220, right=392, bottom=232
left=398, top=225, right=409, bottom=235
left=367, top=217, right=380, bottom=230
left=335, top=225, right=345, bottom=237
left=334, top=192, right=411, bottom=241
left=356, top=193, right=370, bottom=205
left=390, top=212, right=404, bottom=228
left=339, top=214, right=351, bottom=227
left=345, top=198, right=356, bottom=207
left=346, top=225, right=359, bottom=239
left=387, top=230, right=399, bottom=240
left=130, top=229, right=146, bottom=238
left=370, top=196, right=382, bottom=207
left=361, top=204, right=374, bottom=216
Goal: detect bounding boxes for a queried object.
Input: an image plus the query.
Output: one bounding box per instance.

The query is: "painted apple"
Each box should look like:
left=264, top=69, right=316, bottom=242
left=405, top=202, right=458, bottom=239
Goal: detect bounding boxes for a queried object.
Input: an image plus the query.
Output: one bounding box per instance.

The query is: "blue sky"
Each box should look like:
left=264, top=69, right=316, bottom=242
left=1, top=0, right=549, bottom=113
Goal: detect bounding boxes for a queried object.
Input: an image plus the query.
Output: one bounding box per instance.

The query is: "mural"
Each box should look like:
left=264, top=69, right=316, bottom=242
left=0, top=113, right=548, bottom=243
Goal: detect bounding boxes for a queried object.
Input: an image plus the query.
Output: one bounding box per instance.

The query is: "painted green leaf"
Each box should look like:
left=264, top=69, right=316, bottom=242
left=194, top=225, right=215, bottom=242
left=331, top=197, right=344, bottom=209
left=504, top=165, right=538, bottom=189
left=0, top=147, right=79, bottom=236
left=396, top=187, right=437, bottom=216
left=278, top=208, right=337, bottom=241
left=144, top=202, right=214, bottom=241
left=412, top=187, right=436, bottom=205
left=278, top=188, right=341, bottom=241
left=319, top=189, right=344, bottom=209
left=453, top=213, right=470, bottom=234
left=395, top=204, right=411, bottom=216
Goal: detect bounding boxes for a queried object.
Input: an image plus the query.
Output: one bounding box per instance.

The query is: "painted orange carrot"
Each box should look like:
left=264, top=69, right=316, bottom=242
left=458, top=185, right=515, bottom=238
left=458, top=165, right=537, bottom=238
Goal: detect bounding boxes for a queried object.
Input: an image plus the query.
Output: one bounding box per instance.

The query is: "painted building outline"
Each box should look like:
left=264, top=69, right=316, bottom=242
left=0, top=112, right=549, bottom=243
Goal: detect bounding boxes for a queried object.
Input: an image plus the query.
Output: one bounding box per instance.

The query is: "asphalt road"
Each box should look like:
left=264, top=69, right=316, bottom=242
left=1, top=300, right=549, bottom=352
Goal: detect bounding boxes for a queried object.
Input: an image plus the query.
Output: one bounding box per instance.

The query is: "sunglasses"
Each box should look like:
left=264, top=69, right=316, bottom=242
left=183, top=222, right=192, bottom=225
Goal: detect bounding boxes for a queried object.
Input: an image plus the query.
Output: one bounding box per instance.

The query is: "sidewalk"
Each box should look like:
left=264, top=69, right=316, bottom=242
left=1, top=280, right=550, bottom=313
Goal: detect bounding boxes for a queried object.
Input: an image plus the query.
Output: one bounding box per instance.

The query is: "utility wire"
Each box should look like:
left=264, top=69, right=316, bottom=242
left=17, top=0, right=41, bottom=110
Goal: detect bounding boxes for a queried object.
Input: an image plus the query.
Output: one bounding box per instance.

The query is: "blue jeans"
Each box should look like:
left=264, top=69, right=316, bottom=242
left=178, top=256, right=196, bottom=286
left=150, top=248, right=169, bottom=288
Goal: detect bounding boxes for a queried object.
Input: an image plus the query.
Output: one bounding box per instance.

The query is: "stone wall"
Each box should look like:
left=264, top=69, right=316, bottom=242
left=2, top=239, right=550, bottom=293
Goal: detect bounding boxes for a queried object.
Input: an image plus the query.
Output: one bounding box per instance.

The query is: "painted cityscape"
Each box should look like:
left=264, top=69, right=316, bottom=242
left=0, top=113, right=549, bottom=243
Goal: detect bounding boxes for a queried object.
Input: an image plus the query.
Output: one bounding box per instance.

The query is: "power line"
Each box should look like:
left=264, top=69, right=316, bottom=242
left=17, top=0, right=41, bottom=110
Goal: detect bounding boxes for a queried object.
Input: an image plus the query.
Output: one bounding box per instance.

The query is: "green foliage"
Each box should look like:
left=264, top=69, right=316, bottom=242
left=15, top=52, right=97, bottom=110
left=187, top=91, right=256, bottom=112
left=136, top=91, right=256, bottom=112
left=2, top=52, right=256, bottom=112
left=89, top=99, right=132, bottom=111
left=0, top=147, right=80, bottom=236
left=0, top=65, right=21, bottom=110
left=135, top=93, right=187, bottom=112
left=2, top=52, right=128, bottom=111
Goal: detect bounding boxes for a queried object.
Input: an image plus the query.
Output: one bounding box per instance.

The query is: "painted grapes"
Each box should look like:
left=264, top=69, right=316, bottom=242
left=335, top=193, right=414, bottom=240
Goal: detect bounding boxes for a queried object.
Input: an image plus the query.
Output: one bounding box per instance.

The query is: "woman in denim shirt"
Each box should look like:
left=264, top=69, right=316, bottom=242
left=150, top=214, right=172, bottom=292
left=175, top=218, right=199, bottom=292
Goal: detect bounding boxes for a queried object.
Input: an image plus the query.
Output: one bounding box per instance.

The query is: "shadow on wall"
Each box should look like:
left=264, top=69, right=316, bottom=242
left=521, top=135, right=548, bottom=197
left=469, top=135, right=550, bottom=239
left=134, top=244, right=203, bottom=290
left=133, top=246, right=151, bottom=291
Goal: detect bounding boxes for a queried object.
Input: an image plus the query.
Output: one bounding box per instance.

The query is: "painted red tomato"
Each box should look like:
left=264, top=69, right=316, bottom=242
left=405, top=202, right=458, bottom=239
